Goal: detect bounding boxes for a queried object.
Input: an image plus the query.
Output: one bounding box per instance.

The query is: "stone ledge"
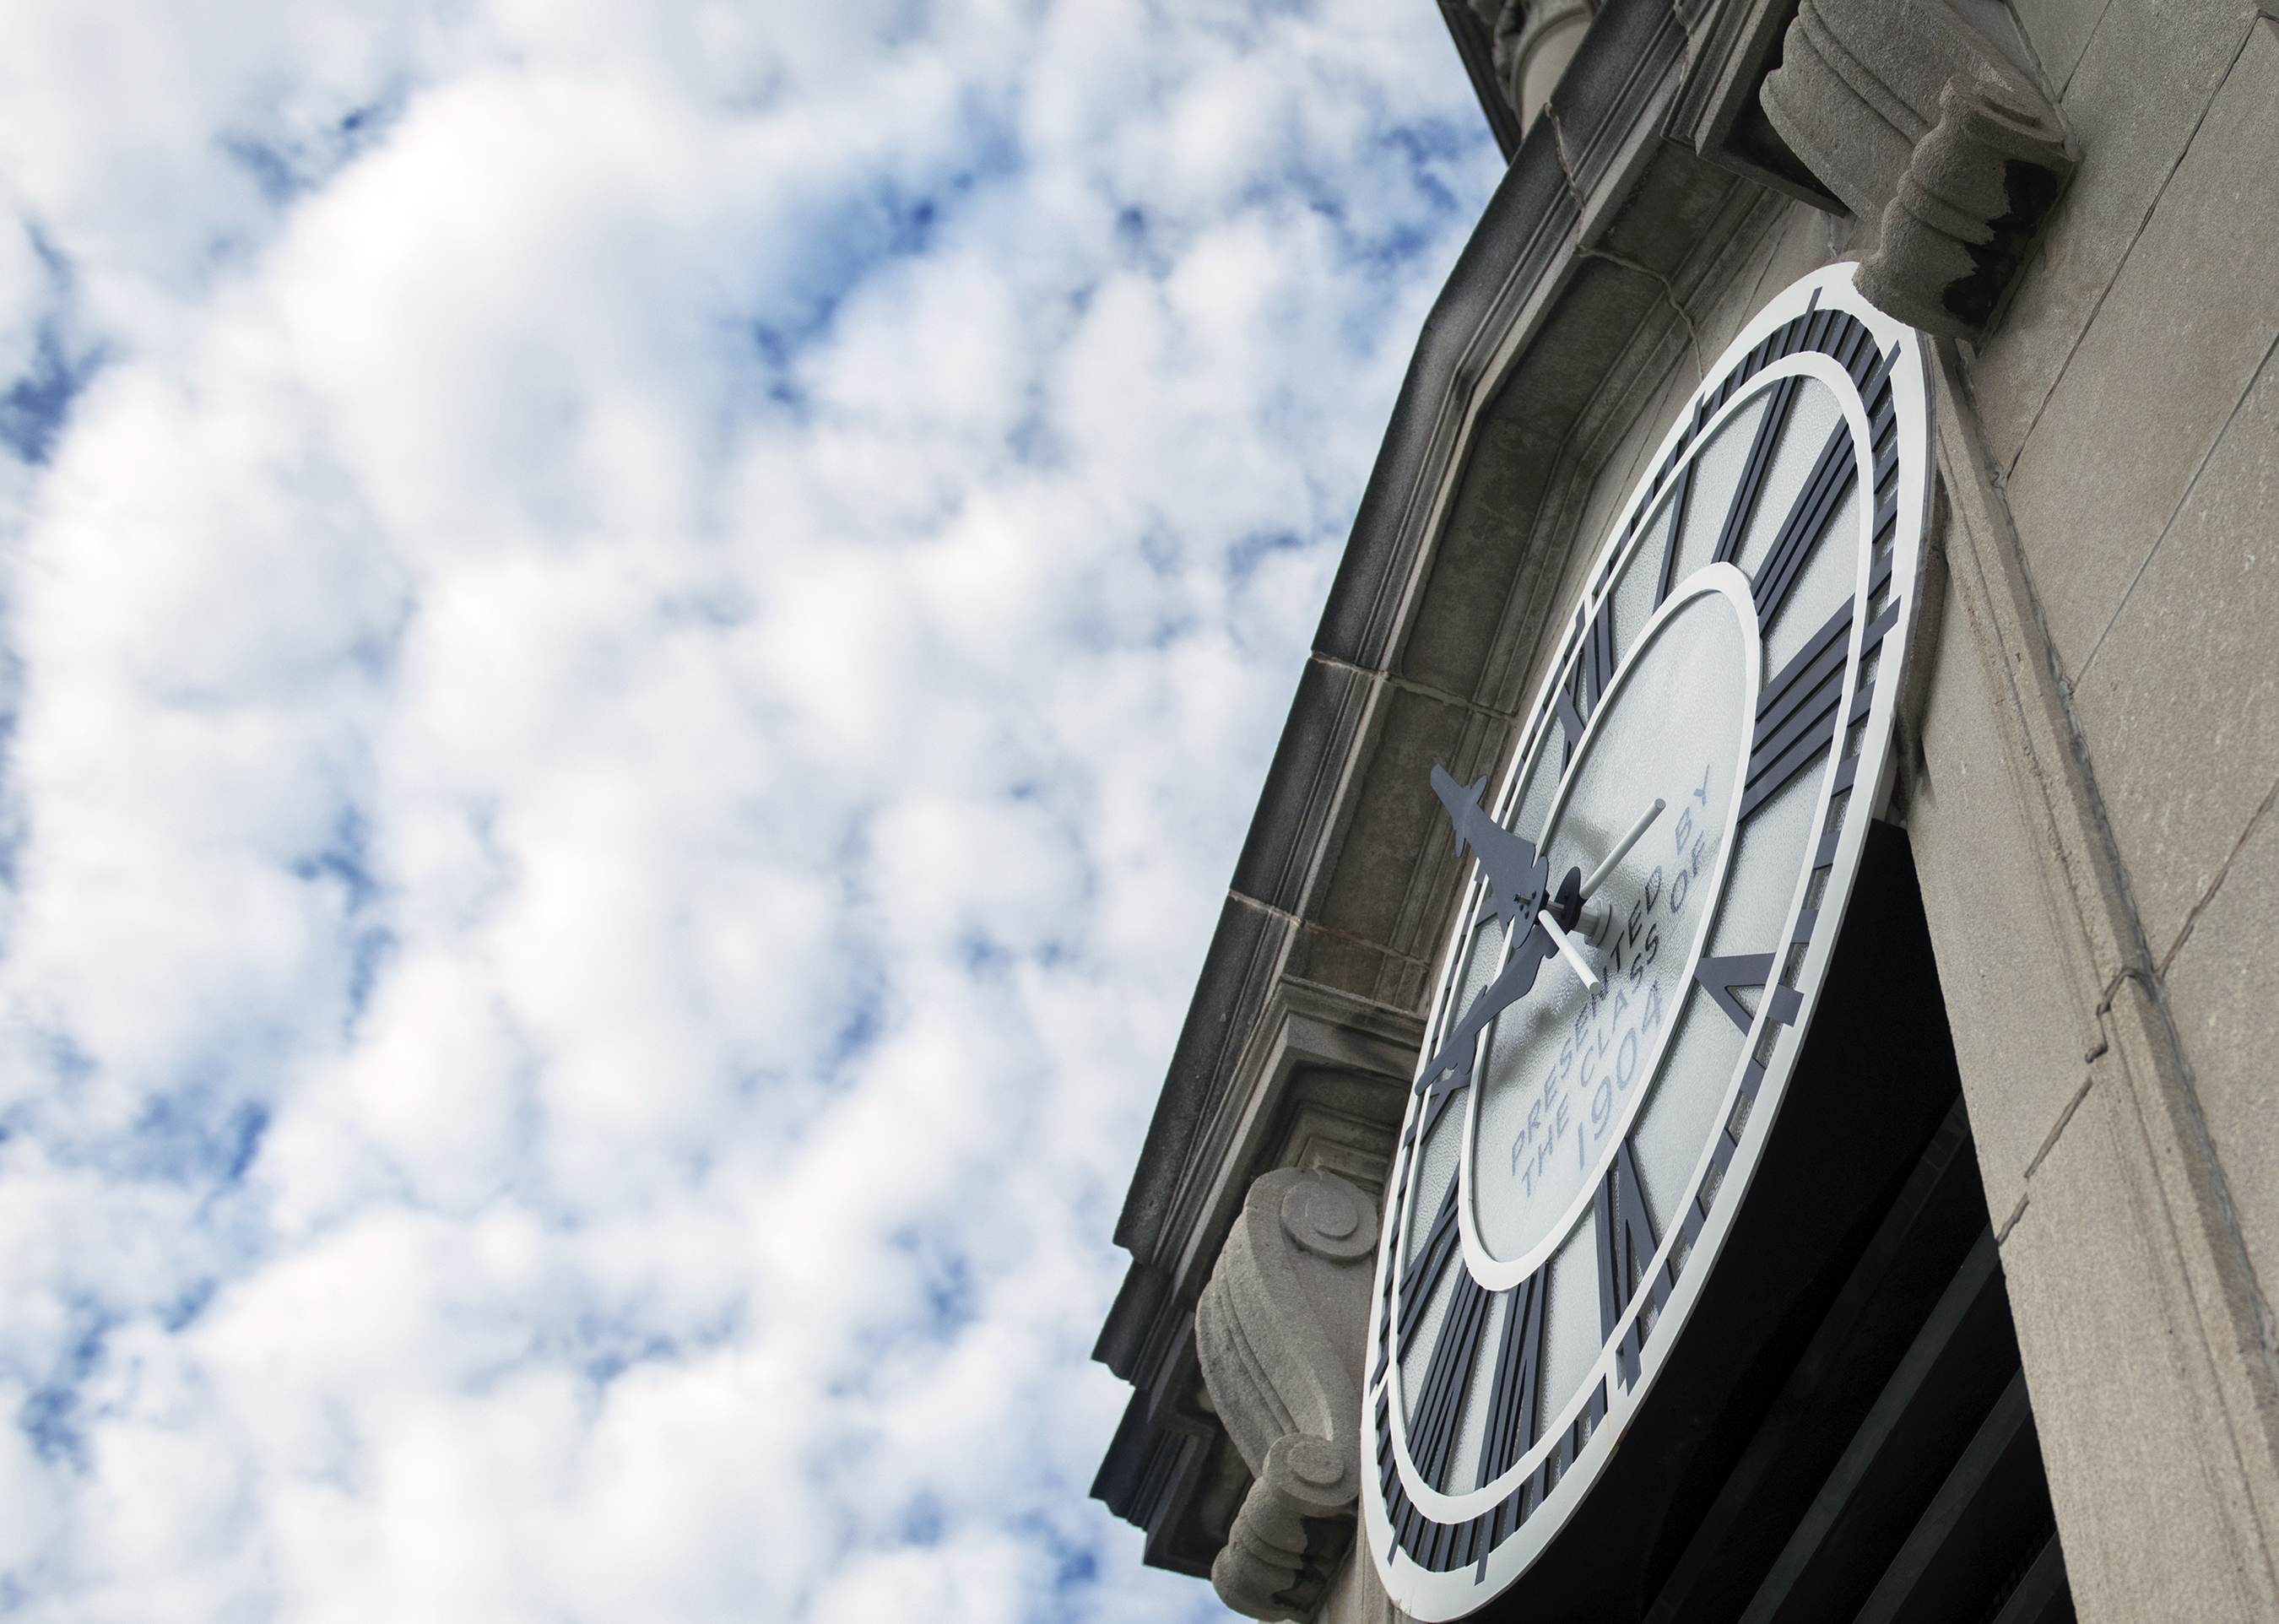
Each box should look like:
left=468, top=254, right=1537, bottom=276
left=1922, top=331, right=2279, bottom=1621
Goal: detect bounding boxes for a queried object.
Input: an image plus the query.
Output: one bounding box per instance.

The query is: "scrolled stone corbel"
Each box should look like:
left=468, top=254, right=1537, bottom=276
left=1195, top=1168, right=1379, bottom=1621
left=1761, top=0, right=2074, bottom=340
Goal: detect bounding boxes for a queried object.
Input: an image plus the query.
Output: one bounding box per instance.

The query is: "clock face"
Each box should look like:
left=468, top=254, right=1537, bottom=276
left=1361, top=265, right=1932, bottom=1617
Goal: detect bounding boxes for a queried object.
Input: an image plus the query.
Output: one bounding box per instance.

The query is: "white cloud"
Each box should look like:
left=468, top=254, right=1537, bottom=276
left=0, top=0, right=1499, bottom=1617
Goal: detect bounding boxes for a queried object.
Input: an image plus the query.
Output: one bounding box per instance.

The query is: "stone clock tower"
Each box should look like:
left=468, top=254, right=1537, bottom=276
left=1095, top=3, right=2279, bottom=1621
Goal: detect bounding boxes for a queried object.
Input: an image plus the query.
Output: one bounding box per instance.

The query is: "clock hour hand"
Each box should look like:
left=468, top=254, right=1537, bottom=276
left=1412, top=927, right=1551, bottom=1097
left=1432, top=766, right=1551, bottom=938
left=1416, top=765, right=1567, bottom=1099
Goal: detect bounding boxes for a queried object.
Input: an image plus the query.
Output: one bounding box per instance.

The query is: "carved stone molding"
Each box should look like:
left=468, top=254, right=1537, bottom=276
left=1760, top=0, right=2074, bottom=340
left=1493, top=0, right=1601, bottom=130
left=1195, top=1168, right=1380, bottom=1621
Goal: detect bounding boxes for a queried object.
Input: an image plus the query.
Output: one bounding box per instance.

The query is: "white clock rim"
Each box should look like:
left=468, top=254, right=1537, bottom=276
left=1364, top=263, right=1935, bottom=1617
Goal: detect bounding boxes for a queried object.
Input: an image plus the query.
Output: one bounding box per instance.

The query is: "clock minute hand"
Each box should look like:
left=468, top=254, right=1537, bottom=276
left=1580, top=797, right=1667, bottom=900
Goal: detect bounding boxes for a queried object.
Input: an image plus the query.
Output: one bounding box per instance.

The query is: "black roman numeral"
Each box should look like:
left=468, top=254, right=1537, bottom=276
left=1752, top=419, right=1857, bottom=626
left=1741, top=598, right=1854, bottom=820
left=1476, top=1268, right=1547, bottom=1491
left=1409, top=1270, right=1491, bottom=1491
left=1396, top=1175, right=1464, bottom=1362
left=1553, top=687, right=1584, bottom=763
left=1743, top=523, right=1909, bottom=826
left=1393, top=1266, right=1541, bottom=1576
left=1377, top=1090, right=1465, bottom=1386
left=1594, top=1140, right=1672, bottom=1388
left=1713, top=376, right=1803, bottom=567
left=1379, top=1396, right=1433, bottom=1562
left=1380, top=1397, right=1500, bottom=1575
left=1691, top=951, right=1802, bottom=1034
left=1554, top=593, right=1618, bottom=760
left=1372, top=1172, right=1408, bottom=1388
left=1654, top=446, right=1698, bottom=609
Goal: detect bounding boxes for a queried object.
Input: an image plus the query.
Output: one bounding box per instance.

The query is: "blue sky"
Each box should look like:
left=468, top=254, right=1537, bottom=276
left=0, top=2, right=1500, bottom=1617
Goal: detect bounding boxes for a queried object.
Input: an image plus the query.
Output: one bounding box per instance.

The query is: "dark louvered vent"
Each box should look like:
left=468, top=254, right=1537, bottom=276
left=1634, top=1080, right=2075, bottom=1624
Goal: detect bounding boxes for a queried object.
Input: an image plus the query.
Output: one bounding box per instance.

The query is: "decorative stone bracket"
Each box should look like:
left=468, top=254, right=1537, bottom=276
left=1194, top=1169, right=1380, bottom=1621
left=1761, top=0, right=2076, bottom=340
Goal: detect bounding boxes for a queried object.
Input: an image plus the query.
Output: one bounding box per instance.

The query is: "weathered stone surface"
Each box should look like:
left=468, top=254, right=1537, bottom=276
left=1735, top=199, right=1870, bottom=331
left=1765, top=0, right=1981, bottom=219
left=1314, top=1544, right=1403, bottom=1624
left=1165, top=997, right=1418, bottom=1309
left=1708, top=203, right=1844, bottom=360
left=1917, top=331, right=2279, bottom=1616
left=1296, top=685, right=1487, bottom=1009
left=1908, top=522, right=2103, bottom=1225
left=1911, top=339, right=2122, bottom=1217
left=1999, top=1077, right=2266, bottom=1623
left=1967, top=0, right=2260, bottom=472
left=1562, top=355, right=1688, bottom=571
left=2007, top=0, right=2108, bottom=95
left=2069, top=333, right=2279, bottom=956
left=2000, top=15, right=2279, bottom=674
left=2161, top=806, right=2279, bottom=1352
left=1196, top=1167, right=1380, bottom=1621
left=1670, top=0, right=1851, bottom=208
